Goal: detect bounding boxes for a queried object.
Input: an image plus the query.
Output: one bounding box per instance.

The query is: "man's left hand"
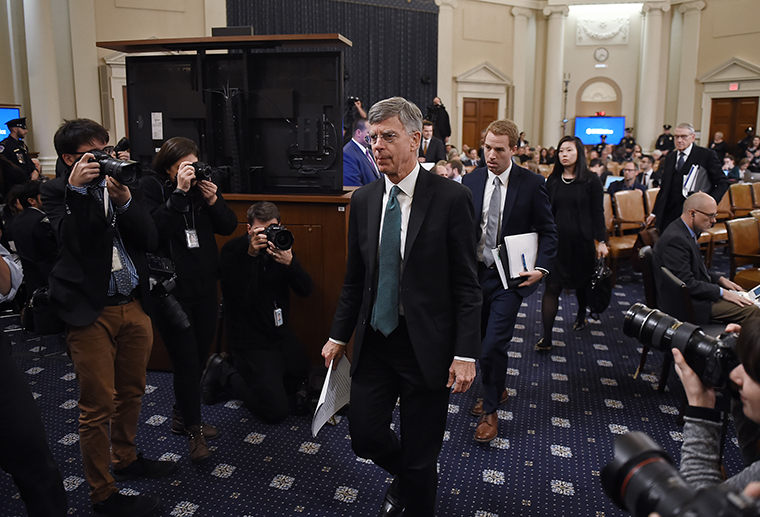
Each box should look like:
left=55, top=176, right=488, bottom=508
left=267, top=243, right=293, bottom=266
left=447, top=359, right=476, bottom=394
left=106, top=177, right=131, bottom=207
left=518, top=270, right=543, bottom=287
left=718, top=276, right=744, bottom=292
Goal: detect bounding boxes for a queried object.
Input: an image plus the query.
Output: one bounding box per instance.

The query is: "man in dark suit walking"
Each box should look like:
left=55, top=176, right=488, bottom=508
left=653, top=192, right=760, bottom=324
left=343, top=118, right=381, bottom=187
left=647, top=123, right=728, bottom=233
left=417, top=120, right=447, bottom=164
left=41, top=119, right=176, bottom=517
left=462, top=119, right=557, bottom=443
left=322, top=97, right=482, bottom=517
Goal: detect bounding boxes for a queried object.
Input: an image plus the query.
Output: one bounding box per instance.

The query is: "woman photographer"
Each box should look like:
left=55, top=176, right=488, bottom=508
left=673, top=318, right=760, bottom=490
left=141, top=137, right=237, bottom=462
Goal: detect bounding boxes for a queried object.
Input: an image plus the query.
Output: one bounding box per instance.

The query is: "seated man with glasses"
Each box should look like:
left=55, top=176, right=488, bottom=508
left=652, top=191, right=760, bottom=325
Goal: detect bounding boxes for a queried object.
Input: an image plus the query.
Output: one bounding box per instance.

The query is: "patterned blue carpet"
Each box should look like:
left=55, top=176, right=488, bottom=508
left=0, top=253, right=746, bottom=517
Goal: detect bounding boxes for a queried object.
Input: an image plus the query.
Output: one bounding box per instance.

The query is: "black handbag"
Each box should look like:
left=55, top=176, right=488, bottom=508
left=586, top=258, right=612, bottom=318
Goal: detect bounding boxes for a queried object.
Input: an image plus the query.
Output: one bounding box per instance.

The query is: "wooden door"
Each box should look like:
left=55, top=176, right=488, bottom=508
left=709, top=97, right=758, bottom=156
left=462, top=98, right=499, bottom=150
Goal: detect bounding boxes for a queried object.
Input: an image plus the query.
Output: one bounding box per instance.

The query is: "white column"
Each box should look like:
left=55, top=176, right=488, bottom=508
left=636, top=2, right=670, bottom=152
left=511, top=7, right=534, bottom=131
left=436, top=0, right=457, bottom=138
left=542, top=5, right=568, bottom=148
left=676, top=0, right=705, bottom=125
left=23, top=0, right=63, bottom=174
left=68, top=0, right=101, bottom=122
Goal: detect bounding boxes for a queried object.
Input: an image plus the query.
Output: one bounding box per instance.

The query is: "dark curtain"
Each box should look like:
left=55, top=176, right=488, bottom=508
left=226, top=0, right=439, bottom=117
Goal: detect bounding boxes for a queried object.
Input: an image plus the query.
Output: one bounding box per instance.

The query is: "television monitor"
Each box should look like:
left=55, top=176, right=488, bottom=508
left=0, top=106, right=21, bottom=140
left=574, top=117, right=626, bottom=146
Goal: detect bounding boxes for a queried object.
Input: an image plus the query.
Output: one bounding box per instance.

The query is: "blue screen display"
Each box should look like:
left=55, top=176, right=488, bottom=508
left=574, top=117, right=626, bottom=146
left=0, top=107, right=21, bottom=140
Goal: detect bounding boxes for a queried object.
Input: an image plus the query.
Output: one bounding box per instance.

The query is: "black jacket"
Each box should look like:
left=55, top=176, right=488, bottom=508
left=140, top=174, right=238, bottom=298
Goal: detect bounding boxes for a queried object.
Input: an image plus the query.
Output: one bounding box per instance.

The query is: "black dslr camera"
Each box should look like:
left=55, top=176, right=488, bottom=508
left=263, top=224, right=294, bottom=251
left=87, top=150, right=141, bottom=187
left=623, top=303, right=739, bottom=388
left=602, top=431, right=760, bottom=517
left=146, top=254, right=190, bottom=331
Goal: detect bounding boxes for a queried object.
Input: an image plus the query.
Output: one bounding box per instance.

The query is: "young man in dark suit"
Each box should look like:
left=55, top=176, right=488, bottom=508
left=462, top=119, right=557, bottom=443
left=417, top=119, right=447, bottom=164
left=342, top=118, right=380, bottom=186
left=40, top=119, right=175, bottom=517
left=322, top=97, right=482, bottom=517
left=653, top=192, right=760, bottom=325
left=647, top=123, right=728, bottom=232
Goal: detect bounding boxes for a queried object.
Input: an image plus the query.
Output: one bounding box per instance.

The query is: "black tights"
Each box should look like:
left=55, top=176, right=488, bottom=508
left=541, top=283, right=587, bottom=340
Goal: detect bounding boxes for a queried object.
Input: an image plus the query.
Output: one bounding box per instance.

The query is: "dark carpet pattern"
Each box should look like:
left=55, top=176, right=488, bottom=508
left=0, top=253, right=747, bottom=516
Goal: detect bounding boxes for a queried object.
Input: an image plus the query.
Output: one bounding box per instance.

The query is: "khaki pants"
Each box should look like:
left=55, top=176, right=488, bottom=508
left=711, top=299, right=760, bottom=325
left=66, top=300, right=152, bottom=503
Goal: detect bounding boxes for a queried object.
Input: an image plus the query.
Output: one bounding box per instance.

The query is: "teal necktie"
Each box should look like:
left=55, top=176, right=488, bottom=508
left=371, top=185, right=401, bottom=336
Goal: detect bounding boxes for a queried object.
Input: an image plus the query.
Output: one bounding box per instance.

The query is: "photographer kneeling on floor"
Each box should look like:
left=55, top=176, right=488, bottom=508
left=201, top=201, right=313, bottom=423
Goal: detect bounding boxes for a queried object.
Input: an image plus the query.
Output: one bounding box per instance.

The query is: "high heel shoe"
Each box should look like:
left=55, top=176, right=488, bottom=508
left=572, top=310, right=587, bottom=331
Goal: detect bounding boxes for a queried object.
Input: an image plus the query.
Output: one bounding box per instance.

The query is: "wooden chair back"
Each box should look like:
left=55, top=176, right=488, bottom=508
left=752, top=183, right=760, bottom=209
left=603, top=193, right=615, bottom=234
left=716, top=190, right=732, bottom=220
left=730, top=184, right=753, bottom=218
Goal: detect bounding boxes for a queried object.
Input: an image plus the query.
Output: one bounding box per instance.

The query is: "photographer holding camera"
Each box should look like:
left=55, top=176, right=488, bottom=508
left=41, top=119, right=175, bottom=516
left=201, top=201, right=313, bottom=424
left=140, top=137, right=237, bottom=463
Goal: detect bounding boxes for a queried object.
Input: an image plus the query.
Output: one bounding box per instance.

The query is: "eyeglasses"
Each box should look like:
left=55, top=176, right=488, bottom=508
left=72, top=146, right=114, bottom=158
left=674, top=134, right=692, bottom=140
left=693, top=209, right=718, bottom=220
left=623, top=168, right=637, bottom=173
left=368, top=131, right=399, bottom=144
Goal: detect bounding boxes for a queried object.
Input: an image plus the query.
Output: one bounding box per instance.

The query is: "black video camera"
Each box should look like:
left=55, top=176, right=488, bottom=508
left=602, top=431, right=760, bottom=517
left=623, top=303, right=739, bottom=388
left=146, top=254, right=190, bottom=331
left=263, top=224, right=294, bottom=251
left=87, top=149, right=141, bottom=187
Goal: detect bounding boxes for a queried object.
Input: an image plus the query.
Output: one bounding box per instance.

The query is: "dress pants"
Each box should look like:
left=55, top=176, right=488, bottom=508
left=154, top=290, right=218, bottom=427
left=478, top=265, right=523, bottom=414
left=66, top=300, right=153, bottom=503
left=349, top=318, right=450, bottom=517
left=0, top=336, right=67, bottom=516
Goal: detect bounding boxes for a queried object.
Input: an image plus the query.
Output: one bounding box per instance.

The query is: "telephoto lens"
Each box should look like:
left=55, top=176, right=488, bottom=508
left=88, top=150, right=141, bottom=186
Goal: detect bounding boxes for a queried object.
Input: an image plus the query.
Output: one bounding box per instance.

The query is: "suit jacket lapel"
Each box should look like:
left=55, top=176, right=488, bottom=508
left=501, top=166, right=522, bottom=236
left=403, top=170, right=432, bottom=274
left=471, top=170, right=487, bottom=227
left=367, top=181, right=383, bottom=275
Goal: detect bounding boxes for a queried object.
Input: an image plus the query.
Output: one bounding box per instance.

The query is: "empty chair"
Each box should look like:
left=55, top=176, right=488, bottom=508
left=730, top=183, right=753, bottom=218
left=613, top=190, right=647, bottom=234
left=645, top=188, right=659, bottom=216
left=752, top=183, right=760, bottom=209
left=604, top=193, right=637, bottom=285
left=701, top=190, right=732, bottom=268
left=725, top=217, right=760, bottom=290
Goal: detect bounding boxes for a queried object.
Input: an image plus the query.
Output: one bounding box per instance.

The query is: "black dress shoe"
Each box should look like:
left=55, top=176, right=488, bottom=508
left=572, top=311, right=587, bottom=331
left=379, top=477, right=404, bottom=517
left=200, top=353, right=226, bottom=405
left=92, top=492, right=160, bottom=517
left=112, top=453, right=177, bottom=482
left=534, top=338, right=552, bottom=352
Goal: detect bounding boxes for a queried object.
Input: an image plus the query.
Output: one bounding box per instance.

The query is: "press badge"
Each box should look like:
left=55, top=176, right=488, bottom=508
left=274, top=307, right=283, bottom=327
left=185, top=229, right=200, bottom=249
left=111, top=247, right=123, bottom=272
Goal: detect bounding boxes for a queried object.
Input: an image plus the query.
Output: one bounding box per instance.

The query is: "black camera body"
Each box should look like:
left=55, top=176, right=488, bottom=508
left=88, top=149, right=141, bottom=187
left=623, top=303, right=739, bottom=388
left=263, top=224, right=294, bottom=251
left=602, top=431, right=760, bottom=517
left=191, top=161, right=213, bottom=181
left=146, top=254, right=190, bottom=331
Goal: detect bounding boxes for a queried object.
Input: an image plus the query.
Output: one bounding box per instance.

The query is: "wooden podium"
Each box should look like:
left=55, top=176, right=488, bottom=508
left=146, top=191, right=354, bottom=371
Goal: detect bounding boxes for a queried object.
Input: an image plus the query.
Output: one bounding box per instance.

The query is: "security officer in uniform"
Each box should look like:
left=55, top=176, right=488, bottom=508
left=594, top=134, right=608, bottom=156
left=656, top=124, right=675, bottom=155
left=619, top=127, right=636, bottom=151
left=0, top=118, right=35, bottom=178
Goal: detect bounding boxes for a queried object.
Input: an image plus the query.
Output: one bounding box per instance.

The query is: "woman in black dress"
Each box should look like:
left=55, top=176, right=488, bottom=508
left=141, top=137, right=237, bottom=462
left=536, top=136, right=608, bottom=352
